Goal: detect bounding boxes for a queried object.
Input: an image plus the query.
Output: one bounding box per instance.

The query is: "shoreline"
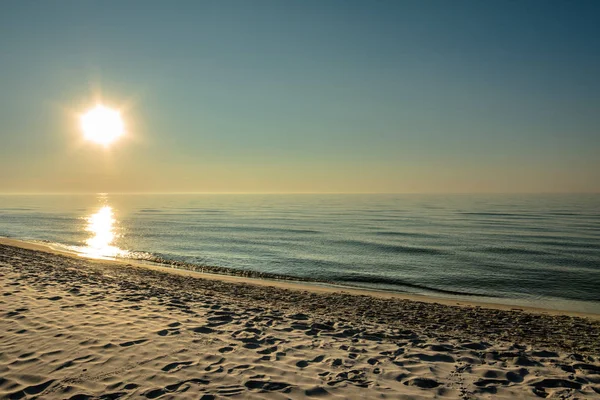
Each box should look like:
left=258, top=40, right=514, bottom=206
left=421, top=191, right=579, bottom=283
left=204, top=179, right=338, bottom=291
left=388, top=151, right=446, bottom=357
left=1, top=236, right=598, bottom=320
left=2, top=240, right=600, bottom=398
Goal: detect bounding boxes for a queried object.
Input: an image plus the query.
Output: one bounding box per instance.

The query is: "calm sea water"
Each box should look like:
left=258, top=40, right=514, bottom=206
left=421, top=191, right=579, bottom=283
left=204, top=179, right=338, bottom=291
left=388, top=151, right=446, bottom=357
left=1, top=194, right=599, bottom=313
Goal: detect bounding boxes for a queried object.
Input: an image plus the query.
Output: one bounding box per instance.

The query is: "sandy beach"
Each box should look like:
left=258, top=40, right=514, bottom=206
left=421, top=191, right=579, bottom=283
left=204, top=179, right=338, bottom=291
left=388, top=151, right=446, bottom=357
left=1, top=240, right=600, bottom=399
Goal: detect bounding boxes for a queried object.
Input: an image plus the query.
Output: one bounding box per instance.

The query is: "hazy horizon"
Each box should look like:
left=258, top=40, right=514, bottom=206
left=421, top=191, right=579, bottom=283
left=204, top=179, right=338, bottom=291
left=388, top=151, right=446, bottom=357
left=1, top=1, right=599, bottom=194
left=1, top=191, right=599, bottom=196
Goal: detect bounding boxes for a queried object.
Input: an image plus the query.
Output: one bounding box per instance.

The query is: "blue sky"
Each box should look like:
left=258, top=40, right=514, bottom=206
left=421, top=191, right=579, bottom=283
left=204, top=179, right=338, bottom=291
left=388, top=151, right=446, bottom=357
left=0, top=0, right=598, bottom=193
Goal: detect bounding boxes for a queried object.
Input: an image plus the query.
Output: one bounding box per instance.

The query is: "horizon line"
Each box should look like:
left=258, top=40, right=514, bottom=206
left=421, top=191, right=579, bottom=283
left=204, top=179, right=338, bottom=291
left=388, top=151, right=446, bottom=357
left=0, top=191, right=599, bottom=196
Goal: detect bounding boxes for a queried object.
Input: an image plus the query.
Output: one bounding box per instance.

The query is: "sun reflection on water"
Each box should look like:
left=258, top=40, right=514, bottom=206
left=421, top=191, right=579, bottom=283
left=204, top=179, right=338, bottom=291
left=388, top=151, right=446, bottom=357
left=81, top=205, right=126, bottom=259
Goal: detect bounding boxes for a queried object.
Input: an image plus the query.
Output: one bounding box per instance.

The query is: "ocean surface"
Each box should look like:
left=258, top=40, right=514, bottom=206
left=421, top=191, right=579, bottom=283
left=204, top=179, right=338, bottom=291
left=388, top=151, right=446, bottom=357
left=1, top=194, right=599, bottom=313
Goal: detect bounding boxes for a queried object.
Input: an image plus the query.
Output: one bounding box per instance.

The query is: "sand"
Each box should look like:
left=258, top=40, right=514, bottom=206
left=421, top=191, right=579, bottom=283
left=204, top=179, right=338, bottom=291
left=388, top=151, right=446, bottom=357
left=1, top=241, right=600, bottom=399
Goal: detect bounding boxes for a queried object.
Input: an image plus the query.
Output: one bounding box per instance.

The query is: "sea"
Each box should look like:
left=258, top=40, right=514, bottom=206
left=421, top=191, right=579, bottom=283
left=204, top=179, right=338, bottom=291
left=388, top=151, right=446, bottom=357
left=1, top=193, right=599, bottom=313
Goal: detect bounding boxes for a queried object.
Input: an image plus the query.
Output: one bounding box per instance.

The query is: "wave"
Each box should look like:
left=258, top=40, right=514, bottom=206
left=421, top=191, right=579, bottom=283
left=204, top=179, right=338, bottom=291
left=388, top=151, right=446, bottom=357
left=124, top=253, right=332, bottom=284
left=332, top=239, right=446, bottom=255
left=479, top=247, right=551, bottom=256
left=121, top=251, right=488, bottom=297
left=513, top=239, right=599, bottom=251
left=372, top=231, right=441, bottom=239
left=185, top=209, right=227, bottom=213
left=208, top=226, right=321, bottom=235
left=458, top=212, right=549, bottom=220
left=335, top=274, right=491, bottom=297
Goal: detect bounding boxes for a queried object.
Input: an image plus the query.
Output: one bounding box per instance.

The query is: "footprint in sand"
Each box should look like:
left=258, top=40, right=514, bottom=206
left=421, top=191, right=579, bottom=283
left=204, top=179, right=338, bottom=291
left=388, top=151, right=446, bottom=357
left=207, top=315, right=234, bottom=327
left=218, top=346, right=235, bottom=353
left=214, top=385, right=245, bottom=396
left=156, top=326, right=181, bottom=336
left=190, top=326, right=214, bottom=334
left=227, top=364, right=251, bottom=373
left=257, top=345, right=278, bottom=355
left=245, top=380, right=292, bottom=391
left=162, top=361, right=193, bottom=372
left=474, top=378, right=511, bottom=387
left=305, top=386, right=329, bottom=396
left=7, top=379, right=55, bottom=399
left=119, top=339, right=148, bottom=347
left=296, top=354, right=326, bottom=369
left=145, top=378, right=209, bottom=398
left=403, top=377, right=441, bottom=389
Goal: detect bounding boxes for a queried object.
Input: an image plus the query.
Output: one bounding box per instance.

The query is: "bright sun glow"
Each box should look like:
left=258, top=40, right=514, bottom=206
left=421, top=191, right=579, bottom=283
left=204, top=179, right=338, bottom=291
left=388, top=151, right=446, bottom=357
left=80, top=105, right=124, bottom=146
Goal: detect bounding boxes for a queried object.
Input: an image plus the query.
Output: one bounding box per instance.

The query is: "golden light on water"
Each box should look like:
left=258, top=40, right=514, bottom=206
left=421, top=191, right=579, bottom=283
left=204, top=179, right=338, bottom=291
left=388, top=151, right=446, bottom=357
left=80, top=105, right=124, bottom=146
left=82, top=205, right=125, bottom=258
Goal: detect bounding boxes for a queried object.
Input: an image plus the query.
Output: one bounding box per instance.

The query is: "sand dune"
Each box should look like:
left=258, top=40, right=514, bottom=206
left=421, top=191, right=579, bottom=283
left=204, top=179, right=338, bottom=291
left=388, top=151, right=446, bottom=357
left=1, top=243, right=600, bottom=399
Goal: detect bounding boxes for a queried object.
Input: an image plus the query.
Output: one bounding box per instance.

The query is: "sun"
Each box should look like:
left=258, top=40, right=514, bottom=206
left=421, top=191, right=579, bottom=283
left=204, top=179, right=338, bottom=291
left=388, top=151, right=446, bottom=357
left=80, top=105, right=124, bottom=146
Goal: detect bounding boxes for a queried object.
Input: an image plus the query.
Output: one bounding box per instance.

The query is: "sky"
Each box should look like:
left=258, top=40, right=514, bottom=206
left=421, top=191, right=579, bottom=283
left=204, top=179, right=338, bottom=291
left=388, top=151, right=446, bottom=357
left=0, top=0, right=598, bottom=194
